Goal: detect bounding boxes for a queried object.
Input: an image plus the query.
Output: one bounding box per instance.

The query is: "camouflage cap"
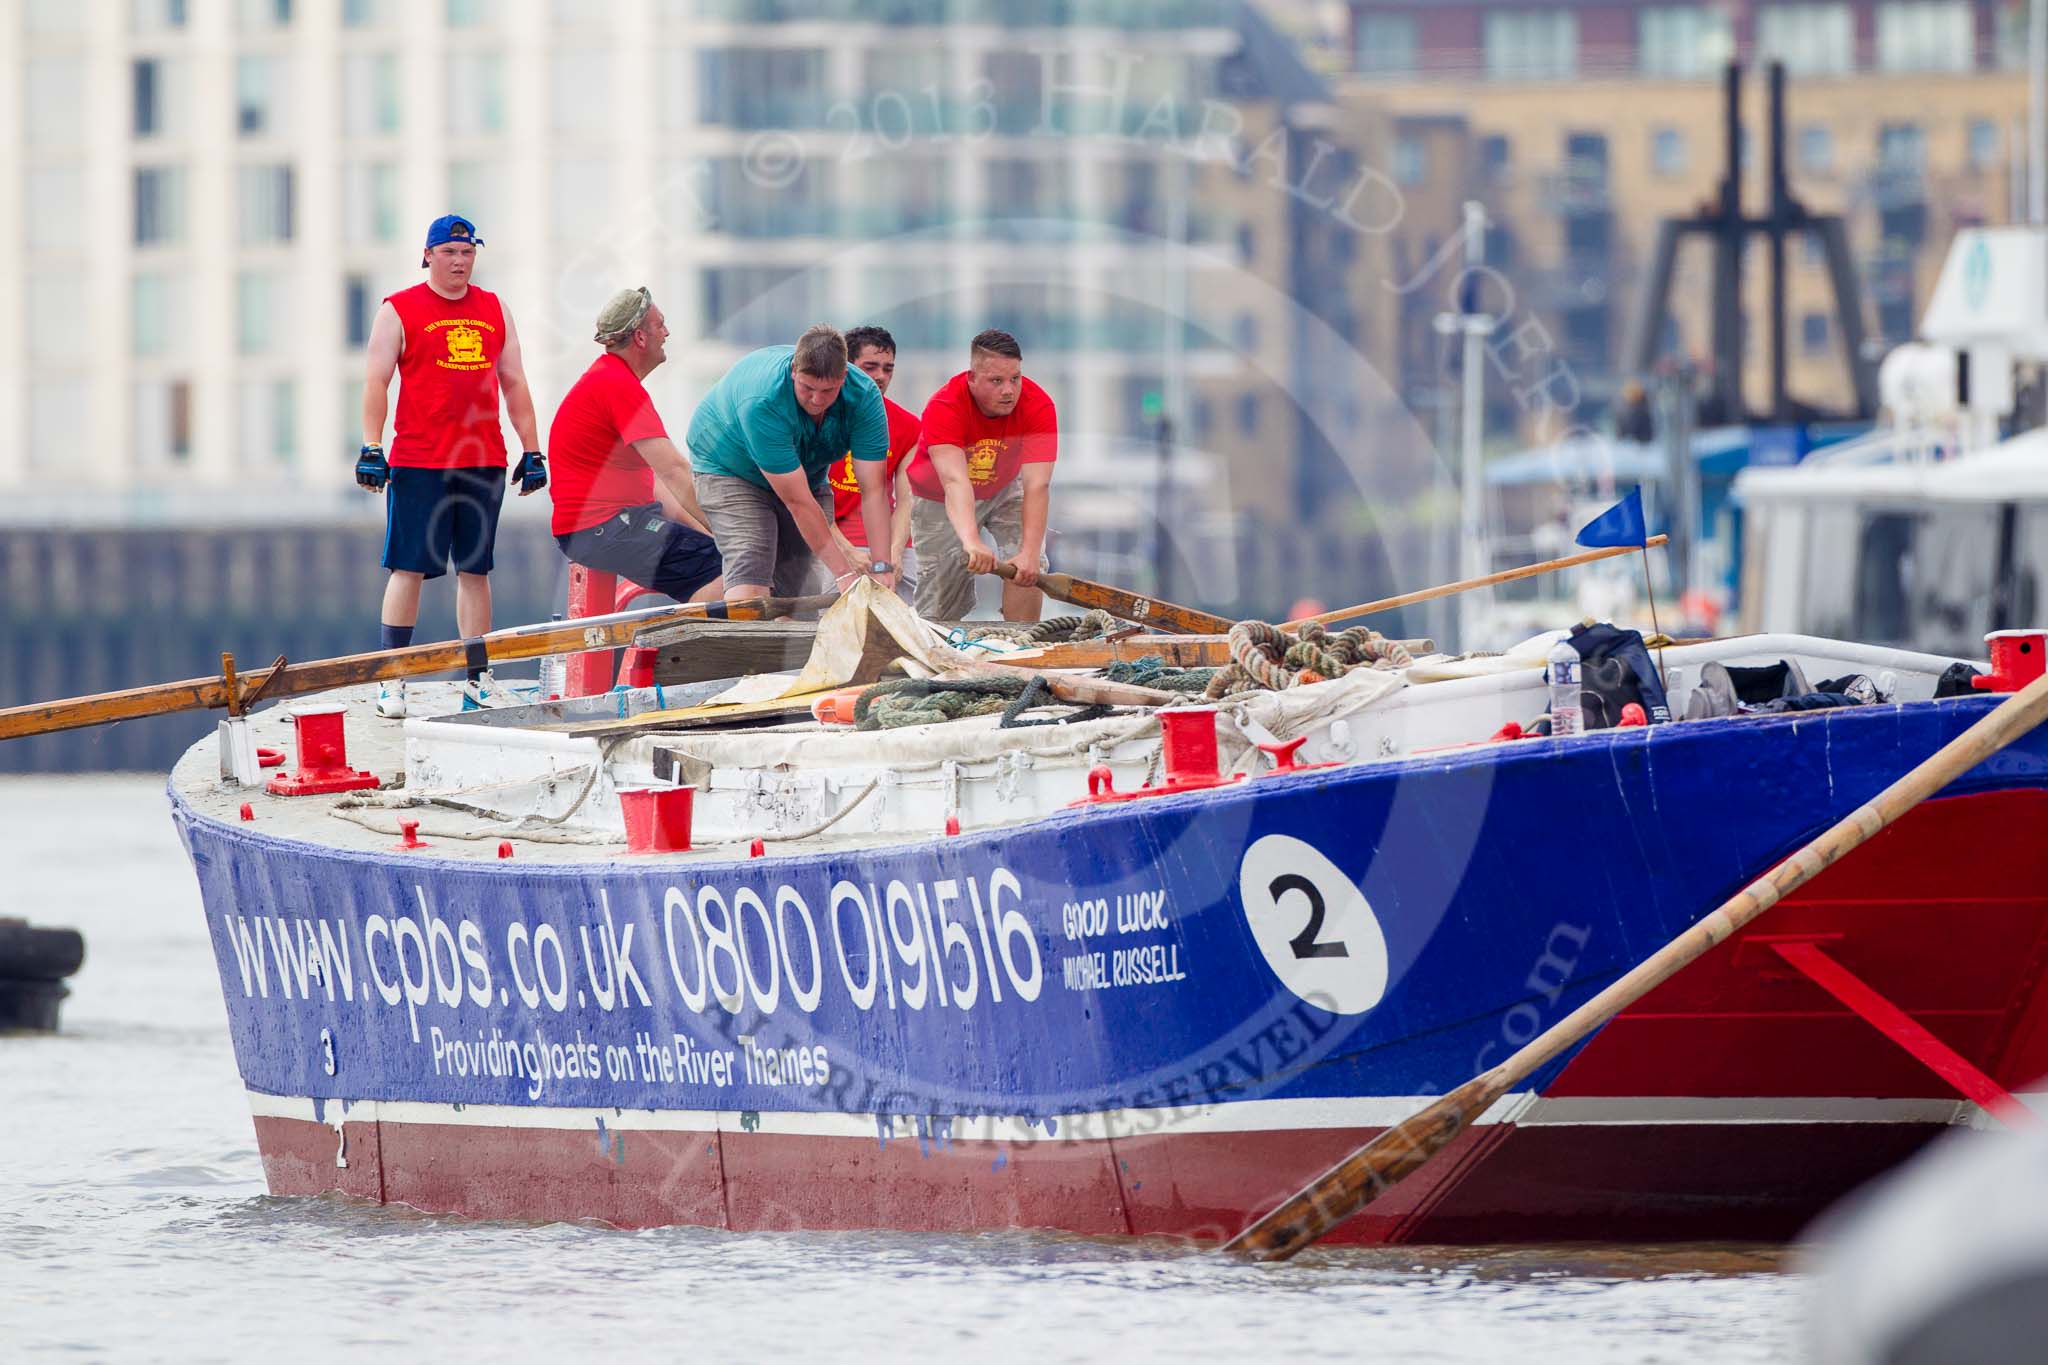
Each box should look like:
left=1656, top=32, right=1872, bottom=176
left=594, top=287, right=653, bottom=346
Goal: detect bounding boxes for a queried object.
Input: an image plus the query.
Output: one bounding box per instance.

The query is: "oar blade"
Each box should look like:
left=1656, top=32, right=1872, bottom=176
left=1224, top=1075, right=1500, bottom=1261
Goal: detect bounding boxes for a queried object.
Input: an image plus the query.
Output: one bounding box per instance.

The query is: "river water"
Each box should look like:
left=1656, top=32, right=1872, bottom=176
left=0, top=775, right=1802, bottom=1362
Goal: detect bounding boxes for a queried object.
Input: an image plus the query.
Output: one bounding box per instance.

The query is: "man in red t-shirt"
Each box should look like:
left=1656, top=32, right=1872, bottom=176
left=906, top=329, right=1057, bottom=621
left=825, top=325, right=921, bottom=602
left=357, top=214, right=545, bottom=714
left=547, top=287, right=723, bottom=604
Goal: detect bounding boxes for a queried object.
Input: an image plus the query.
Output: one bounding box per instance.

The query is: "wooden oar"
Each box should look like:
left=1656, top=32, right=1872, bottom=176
left=0, top=593, right=839, bottom=743
left=1223, top=669, right=2048, bottom=1261
left=985, top=563, right=1234, bottom=635
left=1287, top=536, right=1671, bottom=631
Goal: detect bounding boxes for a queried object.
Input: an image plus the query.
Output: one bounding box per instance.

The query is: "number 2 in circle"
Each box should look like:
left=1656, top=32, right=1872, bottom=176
left=1270, top=873, right=1349, bottom=960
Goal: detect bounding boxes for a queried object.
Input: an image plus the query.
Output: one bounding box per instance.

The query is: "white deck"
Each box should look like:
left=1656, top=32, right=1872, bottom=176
left=170, top=635, right=1978, bottom=865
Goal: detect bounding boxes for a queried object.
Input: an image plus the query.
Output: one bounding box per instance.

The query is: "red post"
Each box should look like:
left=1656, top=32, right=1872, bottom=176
left=566, top=562, right=617, bottom=697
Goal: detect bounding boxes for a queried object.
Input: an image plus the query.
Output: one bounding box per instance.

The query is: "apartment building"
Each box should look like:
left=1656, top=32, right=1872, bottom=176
left=0, top=0, right=1387, bottom=534
left=1341, top=0, right=2032, bottom=433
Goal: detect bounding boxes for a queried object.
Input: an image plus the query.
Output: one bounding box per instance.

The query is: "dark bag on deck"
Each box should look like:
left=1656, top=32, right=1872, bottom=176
left=1569, top=622, right=1673, bottom=728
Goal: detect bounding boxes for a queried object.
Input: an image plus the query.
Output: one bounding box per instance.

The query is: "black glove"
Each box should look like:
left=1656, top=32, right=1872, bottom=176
left=513, top=450, right=547, bottom=495
left=355, top=444, right=390, bottom=492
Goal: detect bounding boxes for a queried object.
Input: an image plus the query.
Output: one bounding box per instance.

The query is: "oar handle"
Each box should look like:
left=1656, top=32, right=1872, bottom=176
left=1225, top=671, right=2048, bottom=1261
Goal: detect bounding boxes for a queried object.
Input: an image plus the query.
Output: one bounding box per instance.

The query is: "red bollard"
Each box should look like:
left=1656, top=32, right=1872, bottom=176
left=620, top=786, right=694, bottom=854
left=497, top=841, right=514, bottom=859
left=1974, top=629, right=2047, bottom=692
left=266, top=708, right=381, bottom=797
left=239, top=802, right=255, bottom=821
left=945, top=814, right=961, bottom=836
left=749, top=837, right=766, bottom=858
left=621, top=646, right=659, bottom=690
left=394, top=818, right=429, bottom=850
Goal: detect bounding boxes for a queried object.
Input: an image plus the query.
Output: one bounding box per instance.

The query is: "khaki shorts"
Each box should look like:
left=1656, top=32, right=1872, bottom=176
left=694, top=471, right=834, bottom=597
left=909, top=479, right=1046, bottom=620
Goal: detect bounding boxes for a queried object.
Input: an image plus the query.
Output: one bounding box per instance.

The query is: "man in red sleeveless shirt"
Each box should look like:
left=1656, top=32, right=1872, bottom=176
left=825, top=326, right=920, bottom=602
left=356, top=215, right=544, bottom=714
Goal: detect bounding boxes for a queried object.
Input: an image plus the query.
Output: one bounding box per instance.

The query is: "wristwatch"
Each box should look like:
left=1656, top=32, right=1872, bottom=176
left=869, top=560, right=894, bottom=575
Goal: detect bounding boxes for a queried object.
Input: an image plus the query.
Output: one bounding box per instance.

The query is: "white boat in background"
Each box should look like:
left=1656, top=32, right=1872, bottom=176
left=1738, top=227, right=2048, bottom=658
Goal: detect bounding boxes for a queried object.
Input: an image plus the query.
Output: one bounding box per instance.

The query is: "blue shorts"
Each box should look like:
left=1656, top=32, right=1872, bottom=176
left=555, top=503, right=723, bottom=603
left=383, top=466, right=505, bottom=579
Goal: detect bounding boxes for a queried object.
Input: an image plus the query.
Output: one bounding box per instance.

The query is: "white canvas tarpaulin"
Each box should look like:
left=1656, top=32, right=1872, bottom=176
left=705, top=577, right=958, bottom=705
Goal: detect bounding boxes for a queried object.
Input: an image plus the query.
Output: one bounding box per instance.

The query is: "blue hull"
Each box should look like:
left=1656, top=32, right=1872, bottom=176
left=173, top=695, right=2048, bottom=1239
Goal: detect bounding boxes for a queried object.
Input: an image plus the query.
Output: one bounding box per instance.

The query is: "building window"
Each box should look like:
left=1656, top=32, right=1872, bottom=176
left=699, top=48, right=829, bottom=129
left=1798, top=124, right=1835, bottom=175
left=27, top=167, right=81, bottom=252
left=1355, top=14, right=1418, bottom=77
left=1393, top=135, right=1427, bottom=187
left=1233, top=313, right=1260, bottom=352
left=341, top=162, right=398, bottom=244
left=28, top=274, right=87, bottom=363
left=552, top=49, right=610, bottom=135
left=1968, top=117, right=2001, bottom=171
left=1756, top=5, right=1854, bottom=76
left=236, top=0, right=292, bottom=27
left=341, top=0, right=381, bottom=26
left=26, top=58, right=83, bottom=149
left=1639, top=6, right=1733, bottom=78
left=134, top=166, right=187, bottom=246
left=1235, top=392, right=1260, bottom=436
left=446, top=0, right=495, bottom=25
left=130, top=0, right=189, bottom=32
left=553, top=158, right=611, bottom=241
left=27, top=0, right=85, bottom=30
left=1879, top=122, right=1927, bottom=171
left=1483, top=10, right=1578, bottom=80
left=448, top=160, right=499, bottom=229
left=553, top=0, right=607, bottom=24
left=237, top=164, right=294, bottom=245
left=134, top=59, right=164, bottom=138
left=1481, top=134, right=1513, bottom=183
left=30, top=381, right=90, bottom=473
left=341, top=54, right=399, bottom=136
left=132, top=273, right=186, bottom=356
left=238, top=271, right=279, bottom=354
left=856, top=267, right=954, bottom=352
left=239, top=379, right=297, bottom=467
left=1876, top=1, right=1973, bottom=73
left=704, top=154, right=833, bottom=237
left=133, top=379, right=194, bottom=467
left=1651, top=127, right=1687, bottom=176
left=344, top=275, right=374, bottom=349
left=702, top=266, right=827, bottom=347
left=236, top=56, right=287, bottom=137
left=446, top=53, right=506, bottom=136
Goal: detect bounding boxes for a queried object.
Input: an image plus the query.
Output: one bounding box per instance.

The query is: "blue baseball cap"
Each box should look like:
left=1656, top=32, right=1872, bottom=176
left=423, top=214, right=483, bottom=250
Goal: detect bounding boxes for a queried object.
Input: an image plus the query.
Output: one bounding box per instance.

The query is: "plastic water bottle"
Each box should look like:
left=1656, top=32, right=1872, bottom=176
left=1547, top=639, right=1582, bottom=736
left=537, top=614, right=566, bottom=701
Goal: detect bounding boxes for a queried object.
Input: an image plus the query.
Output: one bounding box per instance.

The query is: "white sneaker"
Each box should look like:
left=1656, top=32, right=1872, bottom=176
left=375, top=680, right=407, bottom=718
left=460, top=670, right=497, bottom=712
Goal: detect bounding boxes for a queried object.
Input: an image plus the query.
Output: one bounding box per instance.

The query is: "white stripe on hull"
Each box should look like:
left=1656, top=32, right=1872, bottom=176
left=248, top=1090, right=1994, bottom=1139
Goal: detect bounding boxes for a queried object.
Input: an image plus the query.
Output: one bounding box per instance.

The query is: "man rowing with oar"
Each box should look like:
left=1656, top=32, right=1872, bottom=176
left=356, top=214, right=546, bottom=716
left=687, top=325, right=896, bottom=604
left=547, top=288, right=725, bottom=606
left=906, top=329, right=1058, bottom=622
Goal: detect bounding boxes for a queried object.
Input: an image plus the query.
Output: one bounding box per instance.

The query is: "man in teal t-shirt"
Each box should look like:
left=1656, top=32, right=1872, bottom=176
left=688, top=325, right=896, bottom=602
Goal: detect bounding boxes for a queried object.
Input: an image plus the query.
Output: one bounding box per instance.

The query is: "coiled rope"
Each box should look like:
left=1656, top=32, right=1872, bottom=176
left=1203, top=620, right=1413, bottom=699
left=852, top=675, right=1110, bottom=731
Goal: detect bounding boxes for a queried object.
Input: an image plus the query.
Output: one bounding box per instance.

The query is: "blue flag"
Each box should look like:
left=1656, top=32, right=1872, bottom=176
left=1576, top=485, right=1648, bottom=549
